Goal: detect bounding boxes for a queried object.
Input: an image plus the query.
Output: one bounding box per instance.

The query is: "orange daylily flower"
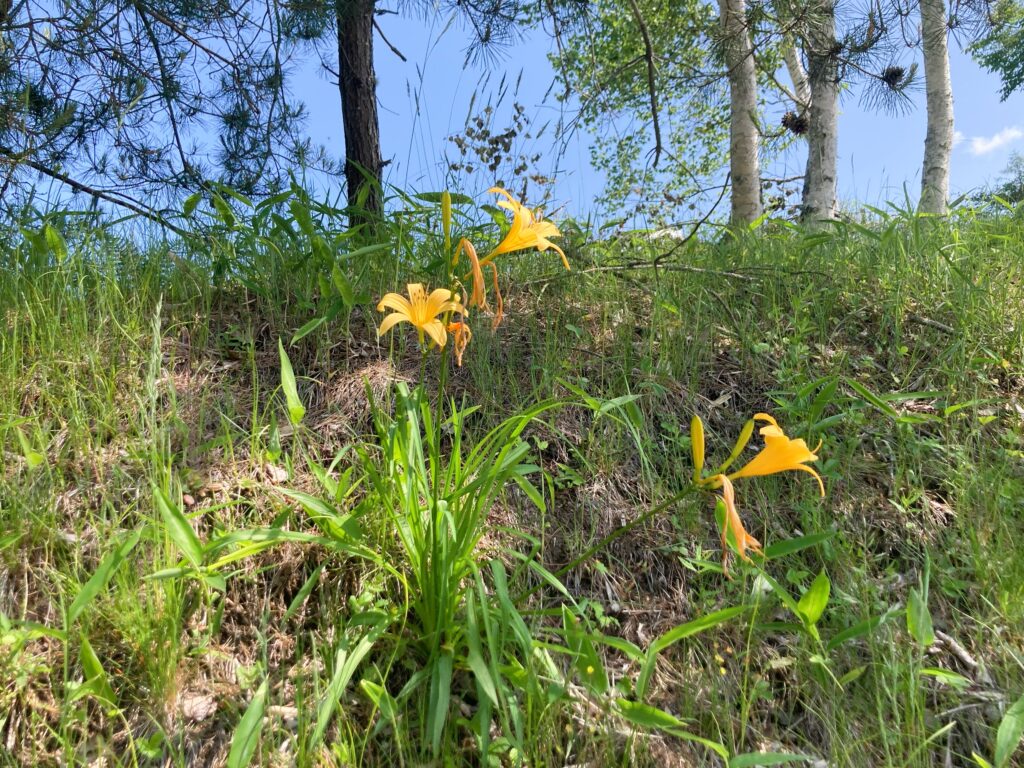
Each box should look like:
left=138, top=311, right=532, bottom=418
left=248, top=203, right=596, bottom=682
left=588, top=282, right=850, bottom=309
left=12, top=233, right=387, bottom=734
left=690, top=412, right=824, bottom=575
left=480, top=187, right=570, bottom=271
left=446, top=320, right=472, bottom=366
left=377, top=283, right=465, bottom=349
left=713, top=474, right=762, bottom=574
left=727, top=413, right=825, bottom=496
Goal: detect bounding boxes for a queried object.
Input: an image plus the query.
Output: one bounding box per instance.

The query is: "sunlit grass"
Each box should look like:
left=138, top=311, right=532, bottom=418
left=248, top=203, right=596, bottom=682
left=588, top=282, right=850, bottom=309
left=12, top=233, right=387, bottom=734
left=1, top=192, right=1022, bottom=766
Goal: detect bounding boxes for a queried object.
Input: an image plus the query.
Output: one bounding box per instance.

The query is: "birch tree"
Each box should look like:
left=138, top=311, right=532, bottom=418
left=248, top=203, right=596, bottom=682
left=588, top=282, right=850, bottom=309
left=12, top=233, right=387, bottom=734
left=800, top=0, right=841, bottom=224
left=919, top=0, right=954, bottom=214
left=719, top=0, right=764, bottom=224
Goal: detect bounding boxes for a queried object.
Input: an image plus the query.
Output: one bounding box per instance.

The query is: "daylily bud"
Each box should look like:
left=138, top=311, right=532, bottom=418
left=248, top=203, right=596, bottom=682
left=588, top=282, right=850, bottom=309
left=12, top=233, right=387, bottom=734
left=441, top=190, right=452, bottom=254
left=690, top=415, right=705, bottom=483
left=716, top=418, right=755, bottom=475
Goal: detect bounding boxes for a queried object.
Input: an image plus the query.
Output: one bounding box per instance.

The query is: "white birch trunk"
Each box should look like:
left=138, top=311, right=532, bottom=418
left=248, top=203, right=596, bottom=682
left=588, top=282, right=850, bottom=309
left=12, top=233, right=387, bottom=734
left=919, top=0, right=954, bottom=214
left=784, top=41, right=812, bottom=113
left=801, top=0, right=840, bottom=225
left=719, top=0, right=763, bottom=225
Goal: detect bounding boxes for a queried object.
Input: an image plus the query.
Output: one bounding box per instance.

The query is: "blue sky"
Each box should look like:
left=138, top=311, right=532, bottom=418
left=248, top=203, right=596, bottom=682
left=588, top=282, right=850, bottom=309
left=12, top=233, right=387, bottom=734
left=291, top=10, right=1024, bottom=220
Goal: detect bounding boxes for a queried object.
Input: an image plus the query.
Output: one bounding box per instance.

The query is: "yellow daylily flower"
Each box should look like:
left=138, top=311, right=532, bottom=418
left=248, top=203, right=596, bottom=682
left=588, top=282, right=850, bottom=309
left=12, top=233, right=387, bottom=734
left=480, top=187, right=570, bottom=271
left=446, top=320, right=472, bottom=366
left=727, top=413, right=825, bottom=495
left=714, top=474, right=762, bottom=575
left=377, top=283, right=465, bottom=349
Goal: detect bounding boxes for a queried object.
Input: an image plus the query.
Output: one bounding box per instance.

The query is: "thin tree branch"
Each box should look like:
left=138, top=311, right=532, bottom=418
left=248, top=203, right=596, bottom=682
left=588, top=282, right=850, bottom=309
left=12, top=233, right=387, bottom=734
left=372, top=17, right=406, bottom=61
left=626, top=0, right=665, bottom=167
left=0, top=148, right=190, bottom=236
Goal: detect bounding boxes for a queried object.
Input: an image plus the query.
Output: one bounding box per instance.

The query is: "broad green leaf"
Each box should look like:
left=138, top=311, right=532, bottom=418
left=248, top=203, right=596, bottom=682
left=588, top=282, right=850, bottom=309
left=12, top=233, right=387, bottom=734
left=615, top=700, right=728, bottom=759
left=763, top=532, right=832, bottom=560
left=995, top=691, right=1024, bottom=768
left=291, top=316, right=327, bottom=344
left=211, top=195, right=235, bottom=228
left=920, top=667, right=971, bottom=690
left=283, top=564, right=323, bottom=622
left=638, top=606, right=746, bottom=698
left=311, top=620, right=384, bottom=747
left=649, top=605, right=748, bottom=656
left=339, top=242, right=390, bottom=261
left=332, top=263, right=355, bottom=306
left=16, top=428, right=45, bottom=469
left=288, top=198, right=314, bottom=236
left=466, top=594, right=499, bottom=707
left=69, top=529, right=141, bottom=624
left=838, top=665, right=867, bottom=686
left=414, top=191, right=474, bottom=205
left=44, top=224, right=68, bottom=263
left=278, top=338, right=306, bottom=425
left=182, top=192, right=202, bottom=217
left=729, top=753, right=812, bottom=767
left=279, top=488, right=361, bottom=542
left=826, top=606, right=900, bottom=652
left=227, top=679, right=267, bottom=768
left=79, top=634, right=116, bottom=707
left=846, top=378, right=901, bottom=419
left=360, top=679, right=398, bottom=730
left=428, top=650, right=454, bottom=756
left=154, top=487, right=203, bottom=568
left=907, top=587, right=935, bottom=647
left=265, top=412, right=282, bottom=462
left=797, top=569, right=830, bottom=626
left=217, top=185, right=254, bottom=208
left=311, top=234, right=332, bottom=263
left=616, top=699, right=688, bottom=729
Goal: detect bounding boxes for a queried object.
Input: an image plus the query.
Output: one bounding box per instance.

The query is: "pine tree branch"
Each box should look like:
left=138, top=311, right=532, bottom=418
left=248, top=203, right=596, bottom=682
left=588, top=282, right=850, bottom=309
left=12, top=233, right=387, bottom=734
left=0, top=147, right=190, bottom=237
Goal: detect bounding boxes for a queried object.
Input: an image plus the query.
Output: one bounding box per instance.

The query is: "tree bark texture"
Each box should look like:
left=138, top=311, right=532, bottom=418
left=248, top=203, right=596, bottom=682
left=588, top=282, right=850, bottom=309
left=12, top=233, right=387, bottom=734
left=800, top=0, right=839, bottom=225
left=784, top=40, right=812, bottom=113
left=919, top=0, right=954, bottom=214
left=337, top=0, right=382, bottom=216
left=719, top=0, right=763, bottom=225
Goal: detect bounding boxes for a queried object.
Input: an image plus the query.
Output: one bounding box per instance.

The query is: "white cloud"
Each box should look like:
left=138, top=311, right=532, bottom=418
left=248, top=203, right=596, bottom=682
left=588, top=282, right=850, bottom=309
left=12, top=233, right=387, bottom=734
left=952, top=130, right=964, bottom=148
left=969, top=127, right=1023, bottom=156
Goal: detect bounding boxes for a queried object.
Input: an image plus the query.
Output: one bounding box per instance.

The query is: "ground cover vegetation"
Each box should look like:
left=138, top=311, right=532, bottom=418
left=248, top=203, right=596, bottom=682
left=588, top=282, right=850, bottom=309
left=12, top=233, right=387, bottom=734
left=1, top=184, right=1023, bottom=767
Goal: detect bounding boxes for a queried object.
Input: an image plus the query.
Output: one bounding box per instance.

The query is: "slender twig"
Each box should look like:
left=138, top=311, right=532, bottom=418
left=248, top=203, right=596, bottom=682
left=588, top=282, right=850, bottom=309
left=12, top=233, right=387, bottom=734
left=907, top=313, right=954, bottom=334
left=581, top=262, right=756, bottom=282
left=373, top=18, right=406, bottom=61
left=626, top=0, right=665, bottom=167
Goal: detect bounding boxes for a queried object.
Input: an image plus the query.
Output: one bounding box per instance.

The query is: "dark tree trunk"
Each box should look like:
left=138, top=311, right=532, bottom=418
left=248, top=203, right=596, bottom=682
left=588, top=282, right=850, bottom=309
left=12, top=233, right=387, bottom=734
left=336, top=0, right=382, bottom=218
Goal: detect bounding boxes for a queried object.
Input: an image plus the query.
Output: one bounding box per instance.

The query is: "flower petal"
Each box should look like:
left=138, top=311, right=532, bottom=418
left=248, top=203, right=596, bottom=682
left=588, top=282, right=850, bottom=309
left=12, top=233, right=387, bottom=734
left=547, top=241, right=570, bottom=271
left=424, top=287, right=454, bottom=319
left=377, top=312, right=408, bottom=338
left=488, top=263, right=504, bottom=329
left=791, top=463, right=826, bottom=496
left=717, top=475, right=762, bottom=574
left=377, top=292, right=413, bottom=315
left=422, top=319, right=447, bottom=348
